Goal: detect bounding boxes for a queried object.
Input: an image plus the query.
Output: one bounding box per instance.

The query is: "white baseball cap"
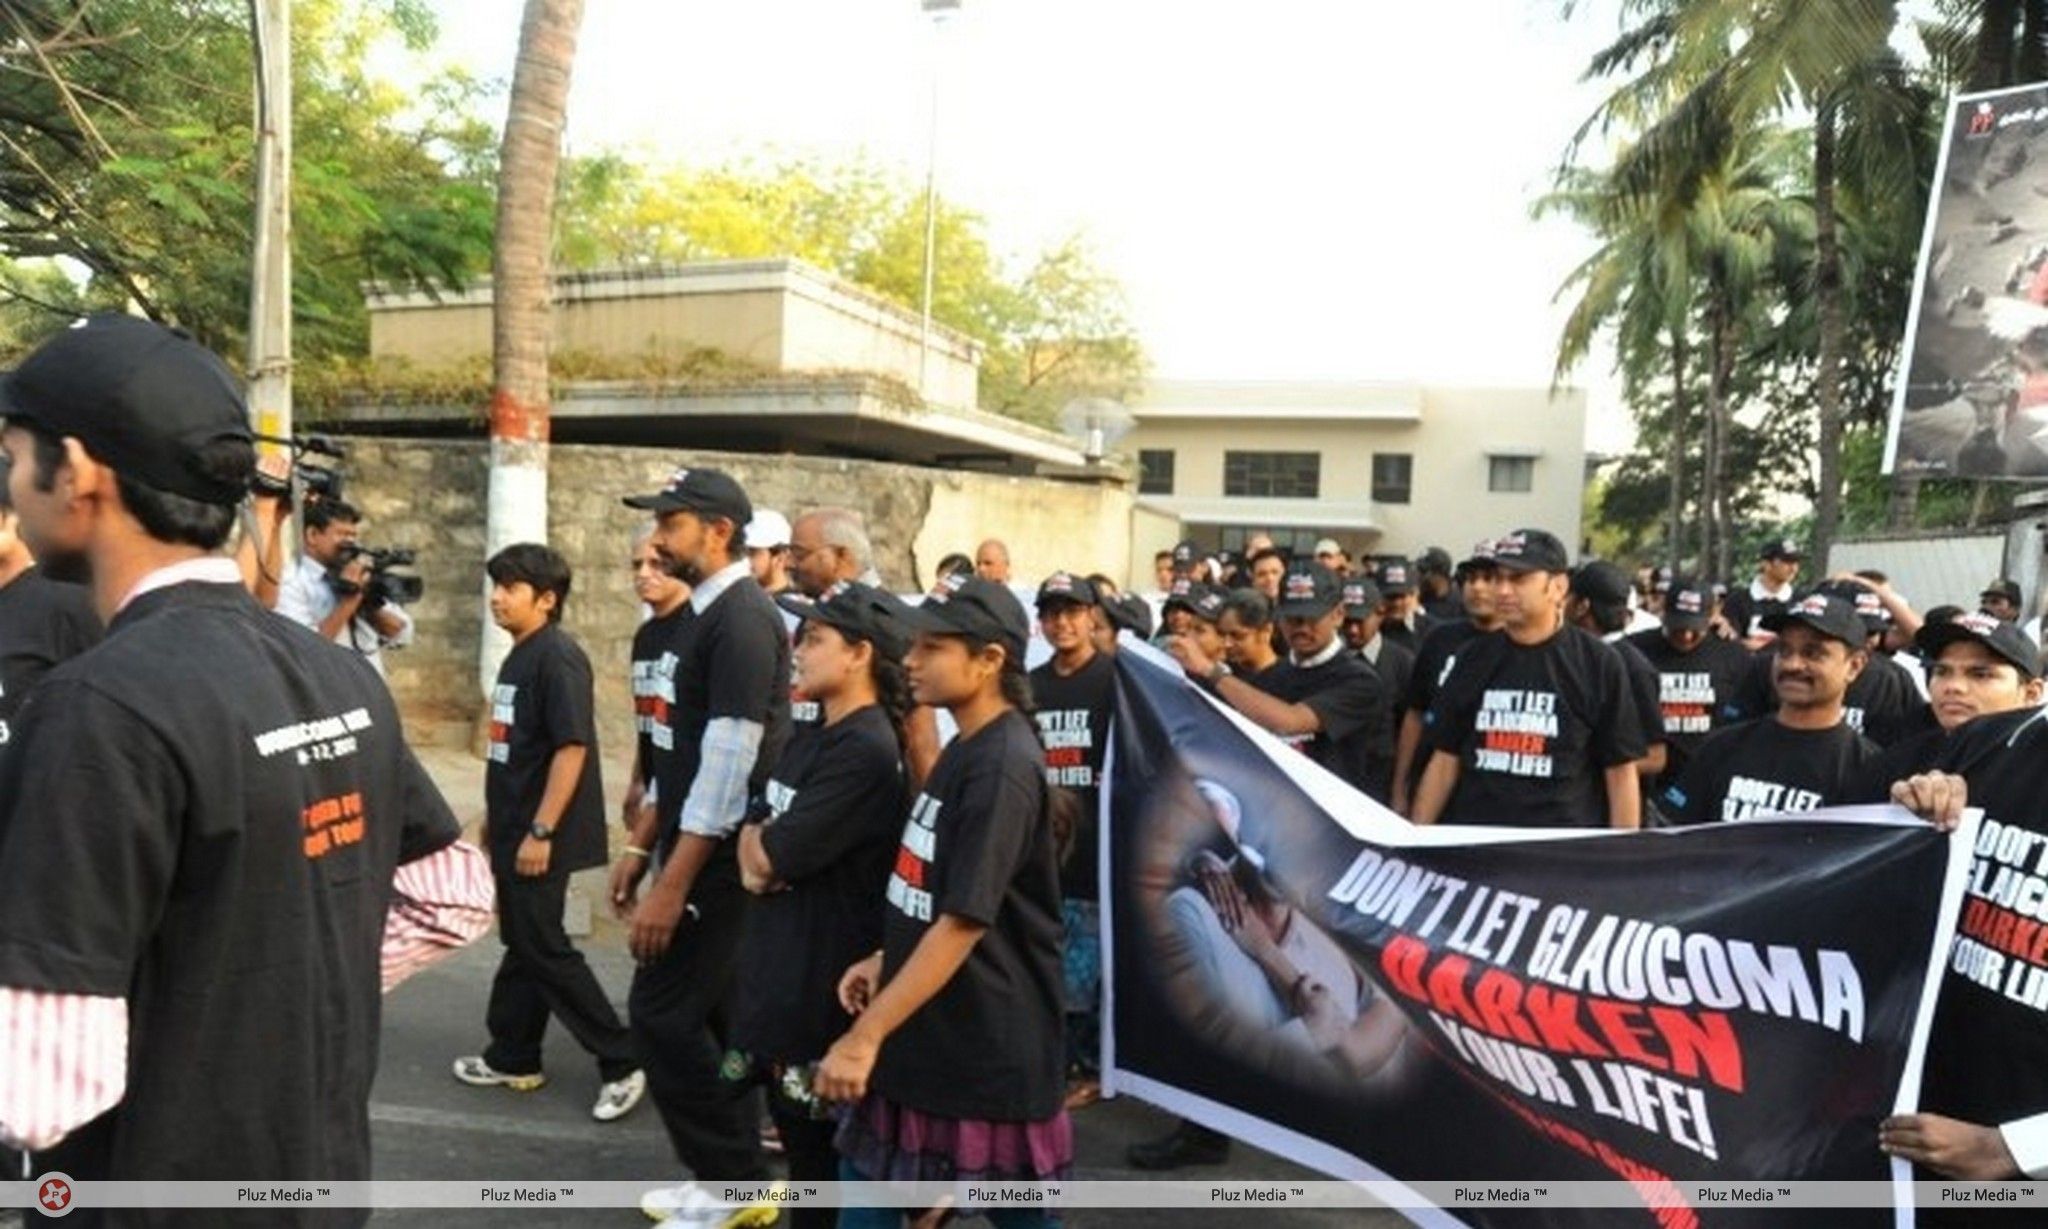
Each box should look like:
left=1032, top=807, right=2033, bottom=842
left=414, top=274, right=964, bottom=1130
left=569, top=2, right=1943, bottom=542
left=745, top=508, right=792, bottom=549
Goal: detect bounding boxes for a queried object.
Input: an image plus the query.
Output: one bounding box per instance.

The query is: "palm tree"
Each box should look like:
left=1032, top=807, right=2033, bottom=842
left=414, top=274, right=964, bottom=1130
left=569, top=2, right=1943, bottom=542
left=482, top=0, right=585, bottom=698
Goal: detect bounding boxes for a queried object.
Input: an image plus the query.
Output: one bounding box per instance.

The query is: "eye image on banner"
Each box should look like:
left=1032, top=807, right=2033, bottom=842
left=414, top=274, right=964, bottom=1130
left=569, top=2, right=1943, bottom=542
left=1102, top=641, right=1972, bottom=1229
left=1889, top=82, right=2048, bottom=479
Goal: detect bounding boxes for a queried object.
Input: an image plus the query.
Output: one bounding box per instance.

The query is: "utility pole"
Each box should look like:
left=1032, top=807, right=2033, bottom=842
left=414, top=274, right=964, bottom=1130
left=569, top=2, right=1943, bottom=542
left=248, top=0, right=292, bottom=451
left=917, top=0, right=960, bottom=405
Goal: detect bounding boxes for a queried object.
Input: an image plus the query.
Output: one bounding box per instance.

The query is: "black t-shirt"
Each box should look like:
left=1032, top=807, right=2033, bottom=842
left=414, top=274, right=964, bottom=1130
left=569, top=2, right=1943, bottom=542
left=649, top=577, right=793, bottom=878
left=1655, top=717, right=1878, bottom=825
left=1720, top=582, right=1800, bottom=640
left=1729, top=644, right=1930, bottom=748
left=1403, top=619, right=1486, bottom=715
left=1423, top=625, right=1646, bottom=828
left=873, top=708, right=1064, bottom=1122
left=485, top=623, right=606, bottom=876
left=0, top=566, right=100, bottom=751
left=1250, top=644, right=1393, bottom=802
left=0, top=581, right=459, bottom=1198
left=1623, top=628, right=1752, bottom=785
left=1920, top=707, right=2048, bottom=1135
left=1382, top=612, right=1434, bottom=654
left=1028, top=651, right=1115, bottom=902
left=733, top=704, right=905, bottom=1064
left=1841, top=724, right=1949, bottom=805
left=630, top=606, right=690, bottom=788
left=1612, top=636, right=1667, bottom=753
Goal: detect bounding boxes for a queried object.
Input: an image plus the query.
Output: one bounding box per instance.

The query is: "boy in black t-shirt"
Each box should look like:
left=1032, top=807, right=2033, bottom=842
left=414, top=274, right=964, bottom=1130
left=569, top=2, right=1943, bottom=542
left=1624, top=579, right=1751, bottom=790
left=0, top=472, right=100, bottom=751
left=1658, top=594, right=1878, bottom=825
left=1842, top=614, right=2043, bottom=802
left=1413, top=529, right=1645, bottom=829
left=1392, top=539, right=1501, bottom=814
left=456, top=545, right=644, bottom=1120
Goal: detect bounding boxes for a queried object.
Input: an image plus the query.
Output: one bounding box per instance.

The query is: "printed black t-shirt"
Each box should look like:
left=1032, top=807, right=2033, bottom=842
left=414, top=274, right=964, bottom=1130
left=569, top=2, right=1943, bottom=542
left=1403, top=619, right=1485, bottom=715
left=1623, top=628, right=1752, bottom=784
left=485, top=623, right=606, bottom=876
left=873, top=708, right=1064, bottom=1122
left=0, top=566, right=101, bottom=751
left=1840, top=724, right=1948, bottom=805
left=0, top=581, right=459, bottom=1199
left=1028, top=651, right=1115, bottom=902
left=630, top=606, right=691, bottom=788
left=1920, top=708, right=2048, bottom=1137
left=1423, top=625, right=1646, bottom=828
left=733, top=704, right=905, bottom=1064
left=1250, top=645, right=1393, bottom=802
left=1656, top=717, right=1878, bottom=825
left=1612, top=636, right=1668, bottom=754
left=649, top=578, right=793, bottom=882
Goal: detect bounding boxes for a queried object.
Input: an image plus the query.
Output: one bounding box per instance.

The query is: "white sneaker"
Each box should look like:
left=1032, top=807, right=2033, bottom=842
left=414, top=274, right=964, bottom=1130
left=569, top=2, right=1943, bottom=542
left=593, top=1069, right=646, bottom=1122
left=642, top=1181, right=780, bottom=1228
left=450, top=1055, right=545, bottom=1092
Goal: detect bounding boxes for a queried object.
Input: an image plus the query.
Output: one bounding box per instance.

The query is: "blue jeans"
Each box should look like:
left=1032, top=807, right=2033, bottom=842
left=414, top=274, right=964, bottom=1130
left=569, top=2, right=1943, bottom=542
left=835, top=1158, right=1053, bottom=1229
left=1060, top=898, right=1102, bottom=1077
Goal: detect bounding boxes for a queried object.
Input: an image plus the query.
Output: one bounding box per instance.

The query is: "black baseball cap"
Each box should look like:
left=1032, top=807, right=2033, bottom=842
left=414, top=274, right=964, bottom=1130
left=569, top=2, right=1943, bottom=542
left=777, top=581, right=913, bottom=659
left=1569, top=560, right=1632, bottom=607
left=1760, top=537, right=1804, bottom=562
left=1170, top=540, right=1203, bottom=574
left=0, top=313, right=254, bottom=505
left=1185, top=583, right=1228, bottom=623
left=1277, top=560, right=1342, bottom=619
left=1374, top=557, right=1416, bottom=596
left=1650, top=565, right=1676, bottom=594
left=1341, top=577, right=1383, bottom=620
left=622, top=464, right=753, bottom=525
left=1035, top=570, right=1099, bottom=611
left=1664, top=579, right=1713, bottom=631
left=1983, top=578, right=2024, bottom=606
left=1761, top=592, right=1865, bottom=647
left=1103, top=592, right=1154, bottom=639
left=1814, top=579, right=1889, bottom=634
left=1917, top=612, right=2041, bottom=680
left=1417, top=546, right=1454, bottom=577
left=902, top=572, right=1030, bottom=660
left=1456, top=538, right=1499, bottom=576
left=1492, top=528, right=1571, bottom=574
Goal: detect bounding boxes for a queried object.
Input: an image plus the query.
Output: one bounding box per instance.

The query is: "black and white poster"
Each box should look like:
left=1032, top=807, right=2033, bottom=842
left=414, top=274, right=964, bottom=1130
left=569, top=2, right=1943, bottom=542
left=1101, top=642, right=1973, bottom=1228
left=1889, top=82, right=2048, bottom=479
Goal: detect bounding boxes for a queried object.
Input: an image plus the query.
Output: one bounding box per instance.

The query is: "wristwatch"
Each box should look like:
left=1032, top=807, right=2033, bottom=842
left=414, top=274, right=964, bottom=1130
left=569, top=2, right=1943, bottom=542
left=528, top=821, right=555, bottom=841
left=1205, top=661, right=1231, bottom=684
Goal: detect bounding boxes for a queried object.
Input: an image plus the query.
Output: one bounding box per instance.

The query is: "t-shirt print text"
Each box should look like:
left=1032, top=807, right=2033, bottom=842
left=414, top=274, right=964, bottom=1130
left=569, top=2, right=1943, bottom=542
left=254, top=706, right=374, bottom=766
left=633, top=652, right=677, bottom=750
left=1721, top=775, right=1821, bottom=821
left=1037, top=708, right=1097, bottom=788
left=1659, top=672, right=1716, bottom=733
left=1954, top=818, right=2048, bottom=1012
left=488, top=684, right=515, bottom=764
left=888, top=792, right=939, bottom=922
left=1474, top=689, right=1557, bottom=778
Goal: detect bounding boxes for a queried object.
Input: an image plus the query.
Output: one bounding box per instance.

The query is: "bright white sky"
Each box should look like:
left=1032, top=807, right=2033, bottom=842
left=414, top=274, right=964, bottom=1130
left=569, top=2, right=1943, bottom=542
left=422, top=0, right=1635, bottom=450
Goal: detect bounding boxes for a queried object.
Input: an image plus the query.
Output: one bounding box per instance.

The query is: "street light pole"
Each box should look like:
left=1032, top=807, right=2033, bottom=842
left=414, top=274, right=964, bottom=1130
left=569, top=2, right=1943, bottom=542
left=918, top=0, right=960, bottom=406
left=248, top=0, right=292, bottom=448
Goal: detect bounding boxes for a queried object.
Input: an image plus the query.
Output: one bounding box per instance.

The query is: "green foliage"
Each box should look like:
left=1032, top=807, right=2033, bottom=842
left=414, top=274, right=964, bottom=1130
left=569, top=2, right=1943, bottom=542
left=0, top=0, right=495, bottom=362
left=552, top=155, right=1146, bottom=425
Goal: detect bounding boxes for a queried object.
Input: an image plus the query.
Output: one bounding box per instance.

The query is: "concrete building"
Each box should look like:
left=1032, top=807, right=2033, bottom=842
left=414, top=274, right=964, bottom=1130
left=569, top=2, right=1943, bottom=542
left=1124, top=379, right=1588, bottom=561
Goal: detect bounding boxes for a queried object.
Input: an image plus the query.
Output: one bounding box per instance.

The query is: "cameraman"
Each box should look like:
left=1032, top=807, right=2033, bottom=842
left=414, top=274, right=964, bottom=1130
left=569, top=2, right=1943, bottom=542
left=275, top=498, right=413, bottom=677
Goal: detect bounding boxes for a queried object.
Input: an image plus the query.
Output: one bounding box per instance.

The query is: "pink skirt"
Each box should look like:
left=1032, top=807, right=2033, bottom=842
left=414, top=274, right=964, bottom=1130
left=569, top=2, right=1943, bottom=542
left=835, top=1090, right=1075, bottom=1183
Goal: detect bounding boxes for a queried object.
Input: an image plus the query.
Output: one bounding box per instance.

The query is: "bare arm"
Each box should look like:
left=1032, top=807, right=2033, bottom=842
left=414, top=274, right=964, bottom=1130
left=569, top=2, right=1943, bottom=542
left=1410, top=750, right=1461, bottom=825
left=1391, top=709, right=1425, bottom=815
left=1604, top=761, right=1642, bottom=830
left=814, top=915, right=989, bottom=1102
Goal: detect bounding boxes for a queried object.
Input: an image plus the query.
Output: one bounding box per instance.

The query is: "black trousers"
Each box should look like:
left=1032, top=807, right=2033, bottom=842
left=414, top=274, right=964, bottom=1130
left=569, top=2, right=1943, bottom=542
left=766, top=1094, right=839, bottom=1229
left=483, top=871, right=637, bottom=1082
left=628, top=872, right=768, bottom=1182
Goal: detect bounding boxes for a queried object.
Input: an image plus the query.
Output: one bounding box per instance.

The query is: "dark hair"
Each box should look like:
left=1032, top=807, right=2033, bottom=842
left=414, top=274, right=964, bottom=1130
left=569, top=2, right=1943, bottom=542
left=935, top=552, right=973, bottom=582
left=302, top=499, right=360, bottom=532
left=1855, top=569, right=1889, bottom=586
left=1584, top=599, right=1629, bottom=635
left=1154, top=550, right=1173, bottom=564
left=1085, top=572, right=1119, bottom=601
left=19, top=417, right=246, bottom=550
left=1925, top=604, right=1966, bottom=625
left=1248, top=547, right=1288, bottom=568
left=487, top=542, right=573, bottom=621
left=1222, top=587, right=1273, bottom=628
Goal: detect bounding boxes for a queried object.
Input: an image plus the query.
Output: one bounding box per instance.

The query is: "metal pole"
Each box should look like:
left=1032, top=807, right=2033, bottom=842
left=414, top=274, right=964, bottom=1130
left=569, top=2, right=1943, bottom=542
left=917, top=0, right=958, bottom=406
left=248, top=0, right=292, bottom=448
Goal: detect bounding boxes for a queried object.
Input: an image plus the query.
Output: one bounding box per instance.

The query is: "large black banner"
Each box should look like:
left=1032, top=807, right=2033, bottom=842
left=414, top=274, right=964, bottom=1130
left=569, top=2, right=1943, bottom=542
left=1102, top=643, right=1972, bottom=1228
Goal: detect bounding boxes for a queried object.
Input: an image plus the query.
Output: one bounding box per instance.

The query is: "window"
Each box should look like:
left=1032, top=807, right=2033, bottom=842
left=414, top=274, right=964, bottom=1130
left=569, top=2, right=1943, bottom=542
left=1220, top=527, right=1322, bottom=557
left=1138, top=449, right=1176, bottom=495
left=1223, top=451, right=1320, bottom=498
left=1371, top=453, right=1413, bottom=504
left=1489, top=455, right=1535, bottom=493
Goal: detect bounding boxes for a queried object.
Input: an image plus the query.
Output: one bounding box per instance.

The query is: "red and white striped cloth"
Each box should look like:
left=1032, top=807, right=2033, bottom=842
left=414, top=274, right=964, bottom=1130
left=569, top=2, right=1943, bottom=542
left=0, top=839, right=495, bottom=1152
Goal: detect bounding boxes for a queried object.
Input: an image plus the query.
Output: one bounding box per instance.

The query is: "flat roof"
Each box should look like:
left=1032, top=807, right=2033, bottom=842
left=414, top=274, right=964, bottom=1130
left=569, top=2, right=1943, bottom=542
left=317, top=377, right=1116, bottom=477
left=1133, top=378, right=1424, bottom=422
left=1139, top=494, right=1380, bottom=533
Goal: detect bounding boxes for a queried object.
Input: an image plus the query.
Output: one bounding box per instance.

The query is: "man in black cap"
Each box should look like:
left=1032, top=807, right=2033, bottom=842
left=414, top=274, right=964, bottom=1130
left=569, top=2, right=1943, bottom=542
left=1982, top=578, right=2025, bottom=624
left=0, top=315, right=493, bottom=1215
left=612, top=464, right=791, bottom=1224
left=1417, top=546, right=1462, bottom=621
left=1844, top=613, right=2043, bottom=800
left=1624, top=578, right=1753, bottom=790
left=1719, top=537, right=1804, bottom=643
left=1341, top=576, right=1414, bottom=708
left=1028, top=571, right=1115, bottom=1106
left=1565, top=560, right=1667, bottom=782
left=1165, top=559, right=1393, bottom=802
left=1729, top=577, right=1927, bottom=748
left=1412, top=529, right=1646, bottom=829
left=1374, top=556, right=1432, bottom=651
left=1392, top=539, right=1502, bottom=815
left=1657, top=593, right=1878, bottom=825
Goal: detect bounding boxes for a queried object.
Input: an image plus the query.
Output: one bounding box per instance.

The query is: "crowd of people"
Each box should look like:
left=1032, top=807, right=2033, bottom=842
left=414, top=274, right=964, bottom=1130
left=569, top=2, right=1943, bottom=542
left=0, top=315, right=2045, bottom=1227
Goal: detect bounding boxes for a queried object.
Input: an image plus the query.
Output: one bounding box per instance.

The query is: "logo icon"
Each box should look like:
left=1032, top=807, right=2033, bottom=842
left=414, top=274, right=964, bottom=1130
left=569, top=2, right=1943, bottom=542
left=36, top=1172, right=76, bottom=1218
left=1969, top=101, right=1996, bottom=136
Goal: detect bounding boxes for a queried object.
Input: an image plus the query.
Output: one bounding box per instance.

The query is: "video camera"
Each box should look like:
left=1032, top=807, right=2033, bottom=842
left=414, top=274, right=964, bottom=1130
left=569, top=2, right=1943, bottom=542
left=251, top=433, right=348, bottom=503
left=333, top=543, right=424, bottom=608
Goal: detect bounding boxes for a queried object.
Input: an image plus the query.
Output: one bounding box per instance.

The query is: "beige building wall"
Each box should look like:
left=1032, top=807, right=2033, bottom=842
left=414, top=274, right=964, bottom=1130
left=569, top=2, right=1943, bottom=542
left=911, top=472, right=1135, bottom=591
left=1124, top=385, right=1586, bottom=561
